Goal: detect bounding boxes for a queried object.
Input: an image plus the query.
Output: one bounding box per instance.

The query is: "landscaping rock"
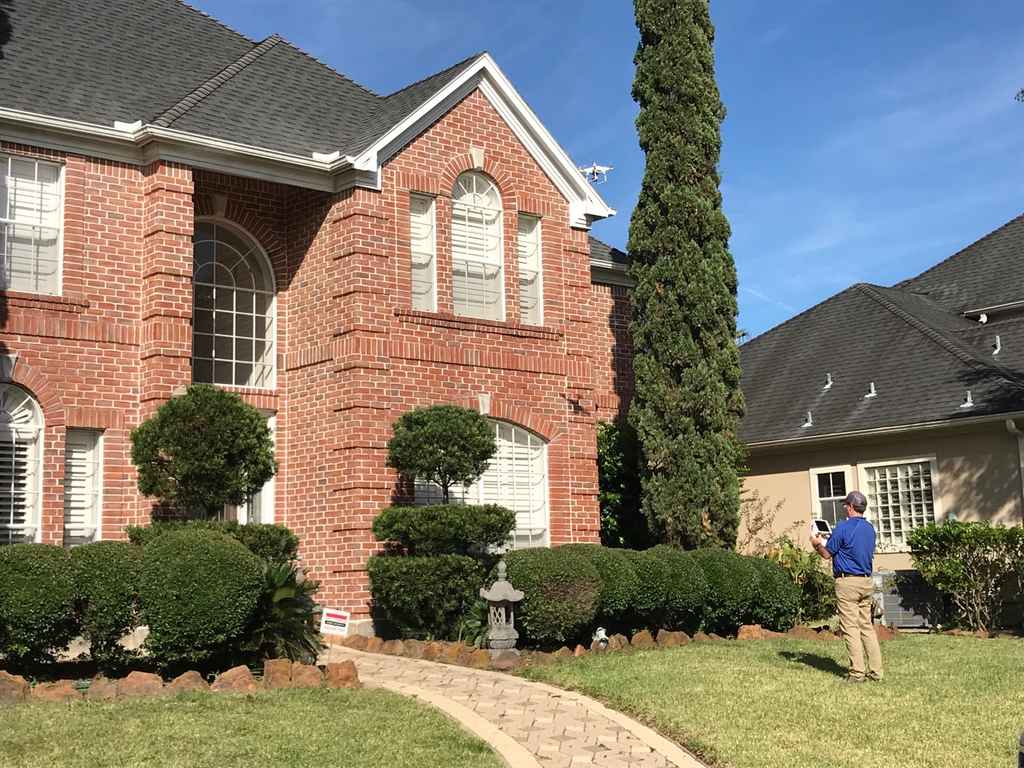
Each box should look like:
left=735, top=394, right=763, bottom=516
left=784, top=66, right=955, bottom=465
left=366, top=637, right=384, bottom=653
left=381, top=639, right=405, bottom=656
left=290, top=662, right=323, bottom=688
left=117, top=671, right=164, bottom=698
left=169, top=671, right=209, bottom=694
left=465, top=649, right=491, bottom=669
left=211, top=665, right=260, bottom=694
left=423, top=642, right=445, bottom=661
left=692, top=631, right=712, bottom=642
left=708, top=633, right=726, bottom=641
left=442, top=643, right=467, bottom=664
left=0, top=671, right=30, bottom=704
left=738, top=624, right=766, bottom=641
left=874, top=624, right=900, bottom=641
left=32, top=680, right=82, bottom=702
left=553, top=646, right=573, bottom=659
left=573, top=644, right=588, bottom=657
left=527, top=651, right=555, bottom=666
left=607, top=633, right=629, bottom=651
left=86, top=676, right=118, bottom=701
left=324, top=661, right=360, bottom=689
left=786, top=625, right=823, bottom=642
left=342, top=634, right=368, bottom=651
left=657, top=630, right=690, bottom=647
left=489, top=650, right=522, bottom=671
left=589, top=639, right=606, bottom=653
left=403, top=639, right=426, bottom=659
left=630, top=630, right=656, bottom=649
left=263, top=659, right=293, bottom=689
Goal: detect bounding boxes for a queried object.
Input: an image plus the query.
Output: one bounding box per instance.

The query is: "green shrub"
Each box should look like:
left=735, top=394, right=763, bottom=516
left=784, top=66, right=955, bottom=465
left=596, top=421, right=651, bottom=549
left=647, top=545, right=708, bottom=632
left=766, top=538, right=836, bottom=623
left=140, top=529, right=262, bottom=669
left=504, top=547, right=601, bottom=647
left=71, top=541, right=143, bottom=672
left=368, top=554, right=484, bottom=640
left=557, top=544, right=639, bottom=629
left=0, top=544, right=79, bottom=666
left=372, top=505, right=515, bottom=556
left=691, top=548, right=757, bottom=635
left=127, top=520, right=298, bottom=564
left=747, top=556, right=800, bottom=631
left=909, top=521, right=1024, bottom=632
left=622, top=549, right=671, bottom=629
left=241, top=561, right=322, bottom=663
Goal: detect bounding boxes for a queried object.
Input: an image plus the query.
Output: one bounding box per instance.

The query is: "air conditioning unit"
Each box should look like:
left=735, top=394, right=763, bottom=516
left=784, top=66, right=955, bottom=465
left=873, top=570, right=943, bottom=629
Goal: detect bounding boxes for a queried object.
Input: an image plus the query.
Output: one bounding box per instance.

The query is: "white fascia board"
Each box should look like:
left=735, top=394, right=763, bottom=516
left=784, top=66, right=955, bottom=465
left=352, top=53, right=615, bottom=229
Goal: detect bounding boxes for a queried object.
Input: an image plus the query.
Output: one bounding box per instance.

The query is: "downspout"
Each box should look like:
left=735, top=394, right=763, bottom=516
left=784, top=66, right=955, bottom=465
left=1004, top=419, right=1024, bottom=524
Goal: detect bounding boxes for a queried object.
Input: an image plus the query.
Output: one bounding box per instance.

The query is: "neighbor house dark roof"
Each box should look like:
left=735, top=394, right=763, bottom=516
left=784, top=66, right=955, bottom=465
left=0, top=0, right=483, bottom=157
left=740, top=214, right=1024, bottom=445
left=588, top=236, right=629, bottom=266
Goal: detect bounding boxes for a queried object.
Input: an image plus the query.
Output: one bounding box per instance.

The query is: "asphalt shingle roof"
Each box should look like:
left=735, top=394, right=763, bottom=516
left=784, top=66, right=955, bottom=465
left=588, top=236, right=629, bottom=266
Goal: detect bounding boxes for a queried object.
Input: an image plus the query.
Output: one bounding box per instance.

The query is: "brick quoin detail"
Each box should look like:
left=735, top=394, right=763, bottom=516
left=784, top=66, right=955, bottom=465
left=0, top=86, right=631, bottom=618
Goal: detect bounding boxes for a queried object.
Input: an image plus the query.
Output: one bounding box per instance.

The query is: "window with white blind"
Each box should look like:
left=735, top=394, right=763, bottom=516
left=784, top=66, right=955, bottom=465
left=451, top=172, right=504, bottom=321
left=415, top=420, right=549, bottom=549
left=63, top=430, right=102, bottom=547
left=192, top=221, right=276, bottom=388
left=409, top=194, right=437, bottom=312
left=809, top=466, right=850, bottom=527
left=0, top=385, right=42, bottom=545
left=862, top=458, right=938, bottom=552
left=517, top=215, right=542, bottom=325
left=0, top=154, right=63, bottom=296
left=223, top=414, right=275, bottom=524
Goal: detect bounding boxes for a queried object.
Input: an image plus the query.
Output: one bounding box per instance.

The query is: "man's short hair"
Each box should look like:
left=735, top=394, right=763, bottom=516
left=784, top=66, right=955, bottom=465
left=843, top=490, right=868, bottom=513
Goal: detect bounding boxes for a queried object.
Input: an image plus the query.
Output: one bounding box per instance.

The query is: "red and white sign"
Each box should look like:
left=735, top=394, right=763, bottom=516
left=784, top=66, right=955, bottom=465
left=319, top=608, right=351, bottom=637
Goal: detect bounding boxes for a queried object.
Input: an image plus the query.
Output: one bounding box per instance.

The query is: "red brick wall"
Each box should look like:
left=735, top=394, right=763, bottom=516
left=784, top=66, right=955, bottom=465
left=590, top=282, right=634, bottom=423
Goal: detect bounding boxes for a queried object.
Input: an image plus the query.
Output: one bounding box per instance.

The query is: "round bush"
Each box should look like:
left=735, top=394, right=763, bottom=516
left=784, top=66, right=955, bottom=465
left=372, top=505, right=515, bottom=556
left=558, top=544, right=639, bottom=630
left=503, top=547, right=601, bottom=647
left=127, top=521, right=298, bottom=564
left=747, top=556, right=800, bottom=631
left=140, top=529, right=262, bottom=669
left=0, top=544, right=79, bottom=666
left=71, top=541, right=143, bottom=671
left=368, top=554, right=484, bottom=640
left=690, top=548, right=758, bottom=635
left=621, top=549, right=670, bottom=630
left=646, top=545, right=709, bottom=633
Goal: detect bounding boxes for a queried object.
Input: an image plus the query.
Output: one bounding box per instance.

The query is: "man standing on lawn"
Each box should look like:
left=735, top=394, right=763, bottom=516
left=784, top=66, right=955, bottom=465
left=810, top=490, right=883, bottom=683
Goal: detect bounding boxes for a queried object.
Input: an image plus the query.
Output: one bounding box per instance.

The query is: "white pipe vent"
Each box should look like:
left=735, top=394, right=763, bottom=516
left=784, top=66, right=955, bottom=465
left=865, top=382, right=877, bottom=399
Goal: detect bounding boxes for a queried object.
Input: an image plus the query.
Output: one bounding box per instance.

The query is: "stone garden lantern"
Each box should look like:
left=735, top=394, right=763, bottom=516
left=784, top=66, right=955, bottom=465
left=480, top=560, right=524, bottom=651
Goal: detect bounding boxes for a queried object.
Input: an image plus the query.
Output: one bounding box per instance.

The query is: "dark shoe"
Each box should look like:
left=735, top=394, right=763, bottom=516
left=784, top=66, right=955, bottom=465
left=842, top=676, right=866, bottom=684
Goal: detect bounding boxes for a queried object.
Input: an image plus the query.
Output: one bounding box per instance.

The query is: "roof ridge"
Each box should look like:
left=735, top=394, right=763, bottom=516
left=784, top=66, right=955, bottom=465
left=273, top=37, right=380, bottom=99
left=741, top=285, right=861, bottom=348
left=153, top=34, right=283, bottom=127
left=174, top=0, right=259, bottom=45
left=382, top=52, right=485, bottom=100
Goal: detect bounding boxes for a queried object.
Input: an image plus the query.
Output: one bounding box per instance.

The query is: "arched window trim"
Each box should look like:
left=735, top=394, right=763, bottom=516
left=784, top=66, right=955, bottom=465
left=192, top=217, right=277, bottom=390
left=451, top=171, right=505, bottom=322
left=0, top=384, right=43, bottom=545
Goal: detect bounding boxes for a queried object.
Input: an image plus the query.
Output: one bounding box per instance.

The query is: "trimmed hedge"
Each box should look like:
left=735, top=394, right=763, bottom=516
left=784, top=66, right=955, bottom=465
left=558, top=544, right=639, bottom=629
left=690, top=548, right=758, bottom=635
left=71, top=541, right=143, bottom=671
left=139, top=529, right=262, bottom=669
left=747, top=556, right=800, bottom=631
left=127, top=520, right=298, bottom=564
left=647, top=545, right=708, bottom=633
left=372, top=505, right=515, bottom=556
left=622, top=548, right=670, bottom=630
left=0, top=544, right=79, bottom=666
left=503, top=547, right=602, bottom=647
left=367, top=554, right=484, bottom=640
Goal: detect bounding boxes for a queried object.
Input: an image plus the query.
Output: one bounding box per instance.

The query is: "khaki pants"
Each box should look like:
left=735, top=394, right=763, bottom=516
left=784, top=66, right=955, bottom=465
left=835, top=576, right=883, bottom=681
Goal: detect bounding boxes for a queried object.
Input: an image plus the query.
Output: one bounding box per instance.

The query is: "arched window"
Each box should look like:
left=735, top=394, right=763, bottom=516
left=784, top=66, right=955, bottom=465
left=451, top=172, right=504, bottom=321
left=192, top=221, right=275, bottom=388
left=0, top=385, right=42, bottom=545
left=416, top=420, right=549, bottom=549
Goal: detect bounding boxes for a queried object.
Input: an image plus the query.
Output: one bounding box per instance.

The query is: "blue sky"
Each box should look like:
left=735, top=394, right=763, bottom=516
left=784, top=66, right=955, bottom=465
left=194, top=0, right=1024, bottom=338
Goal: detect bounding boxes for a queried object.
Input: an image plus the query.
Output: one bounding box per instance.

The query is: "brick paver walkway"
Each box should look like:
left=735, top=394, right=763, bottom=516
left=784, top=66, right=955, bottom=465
left=320, top=646, right=707, bottom=768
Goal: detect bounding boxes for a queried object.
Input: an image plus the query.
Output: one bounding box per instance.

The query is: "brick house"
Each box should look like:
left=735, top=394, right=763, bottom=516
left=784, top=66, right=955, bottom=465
left=0, top=0, right=633, bottom=624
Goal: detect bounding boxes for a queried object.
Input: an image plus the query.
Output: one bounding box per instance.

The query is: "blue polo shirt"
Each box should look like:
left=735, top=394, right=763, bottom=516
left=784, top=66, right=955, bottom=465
left=825, top=516, right=875, bottom=577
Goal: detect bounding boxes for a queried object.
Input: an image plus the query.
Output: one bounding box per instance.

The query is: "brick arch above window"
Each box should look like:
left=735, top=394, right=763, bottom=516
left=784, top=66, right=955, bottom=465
left=453, top=396, right=561, bottom=444
left=438, top=154, right=520, bottom=205
left=193, top=195, right=286, bottom=265
left=0, top=356, right=66, bottom=428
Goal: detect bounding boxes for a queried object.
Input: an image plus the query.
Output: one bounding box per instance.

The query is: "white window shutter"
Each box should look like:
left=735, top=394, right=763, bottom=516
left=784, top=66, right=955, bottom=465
left=63, top=430, right=101, bottom=546
left=517, top=215, right=542, bottom=325
left=409, top=195, right=437, bottom=312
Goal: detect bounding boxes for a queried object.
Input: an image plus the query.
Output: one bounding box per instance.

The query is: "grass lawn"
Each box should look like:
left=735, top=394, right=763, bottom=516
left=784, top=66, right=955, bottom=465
left=0, top=688, right=502, bottom=768
left=524, top=634, right=1023, bottom=768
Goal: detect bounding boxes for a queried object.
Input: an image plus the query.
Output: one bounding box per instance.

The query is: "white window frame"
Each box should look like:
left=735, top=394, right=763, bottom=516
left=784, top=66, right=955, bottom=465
left=516, top=214, right=543, bottom=325
left=807, top=464, right=853, bottom=527
left=224, top=412, right=276, bottom=524
left=409, top=193, right=437, bottom=312
left=0, top=385, right=43, bottom=545
left=63, top=429, right=103, bottom=547
left=451, top=172, right=505, bottom=322
left=0, top=153, right=65, bottom=297
left=857, top=455, right=941, bottom=554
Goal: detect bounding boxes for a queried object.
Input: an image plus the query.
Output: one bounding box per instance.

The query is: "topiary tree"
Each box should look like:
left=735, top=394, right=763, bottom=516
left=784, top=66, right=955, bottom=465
left=130, top=384, right=276, bottom=519
left=628, top=0, right=745, bottom=548
left=386, top=405, right=496, bottom=502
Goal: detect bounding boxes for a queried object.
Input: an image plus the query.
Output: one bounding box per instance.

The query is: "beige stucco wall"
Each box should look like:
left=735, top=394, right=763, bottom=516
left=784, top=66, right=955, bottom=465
left=742, top=421, right=1022, bottom=570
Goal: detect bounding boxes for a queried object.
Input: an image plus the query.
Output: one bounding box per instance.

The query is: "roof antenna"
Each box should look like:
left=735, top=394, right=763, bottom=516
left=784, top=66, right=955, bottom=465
left=578, top=162, right=613, bottom=184
left=865, top=382, right=877, bottom=399
left=993, top=335, right=1002, bottom=356
left=823, top=373, right=833, bottom=390
left=802, top=411, right=813, bottom=428
left=961, top=390, right=975, bottom=409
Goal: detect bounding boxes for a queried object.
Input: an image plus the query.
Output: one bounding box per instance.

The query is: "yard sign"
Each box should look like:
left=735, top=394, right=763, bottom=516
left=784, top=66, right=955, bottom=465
left=319, top=608, right=350, bottom=637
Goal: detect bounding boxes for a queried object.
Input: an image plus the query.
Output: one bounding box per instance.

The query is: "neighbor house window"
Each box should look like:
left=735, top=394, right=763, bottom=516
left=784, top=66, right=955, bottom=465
left=0, top=385, right=42, bottom=545
left=223, top=414, right=275, bottom=524
left=63, top=429, right=102, bottom=547
left=416, top=420, right=549, bottom=549
left=0, top=154, right=63, bottom=296
left=809, top=467, right=851, bottom=527
left=517, top=215, right=542, bottom=325
left=409, top=194, right=437, bottom=312
left=192, top=221, right=275, bottom=388
left=862, top=458, right=937, bottom=552
left=451, top=172, right=504, bottom=321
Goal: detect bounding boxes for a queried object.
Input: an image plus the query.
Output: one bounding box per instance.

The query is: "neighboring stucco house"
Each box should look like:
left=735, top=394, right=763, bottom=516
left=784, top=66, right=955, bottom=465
left=741, top=214, right=1024, bottom=579
left=0, top=0, right=634, bottom=625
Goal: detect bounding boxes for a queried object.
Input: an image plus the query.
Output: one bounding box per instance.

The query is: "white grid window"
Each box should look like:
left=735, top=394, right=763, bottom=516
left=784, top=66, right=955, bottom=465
left=0, top=385, right=42, bottom=545
left=517, top=215, right=542, bottom=325
left=451, top=172, right=504, bottom=321
left=410, top=194, right=437, bottom=312
left=0, top=155, right=63, bottom=296
left=416, top=420, right=549, bottom=549
left=63, top=429, right=102, bottom=547
left=192, top=221, right=275, bottom=388
left=864, top=460, right=937, bottom=552
left=223, top=414, right=275, bottom=524
left=811, top=469, right=848, bottom=527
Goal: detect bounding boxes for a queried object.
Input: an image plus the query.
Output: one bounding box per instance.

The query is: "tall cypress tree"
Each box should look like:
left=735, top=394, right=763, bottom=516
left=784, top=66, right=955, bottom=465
left=627, top=0, right=745, bottom=549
